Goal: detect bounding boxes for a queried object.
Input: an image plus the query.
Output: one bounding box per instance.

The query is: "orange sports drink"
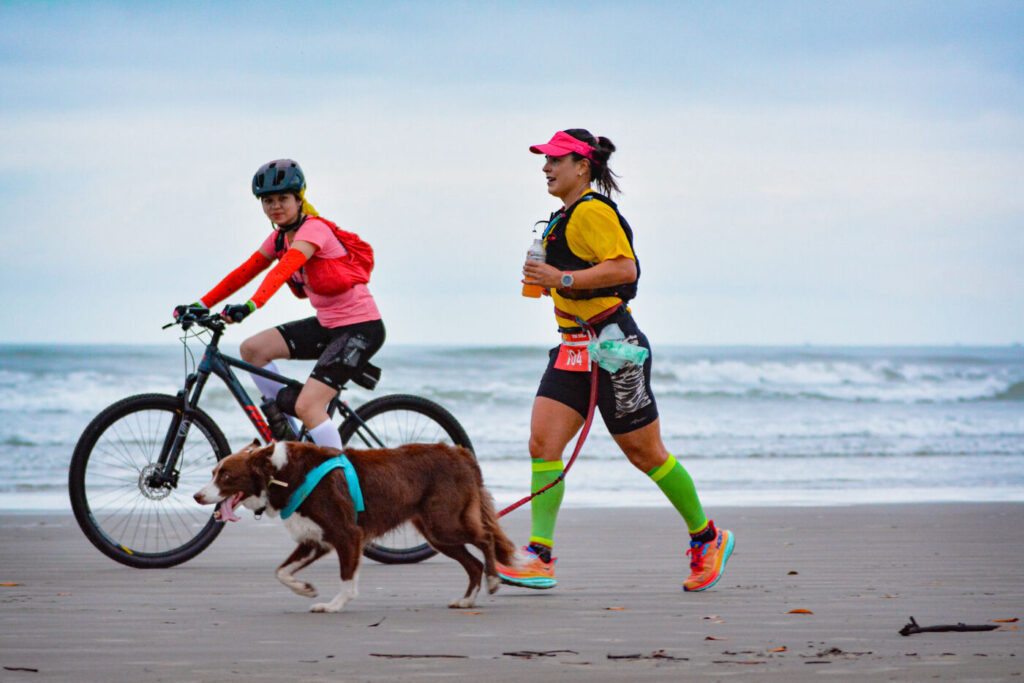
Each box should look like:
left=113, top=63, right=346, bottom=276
left=522, top=282, right=544, bottom=297
left=522, top=238, right=545, bottom=298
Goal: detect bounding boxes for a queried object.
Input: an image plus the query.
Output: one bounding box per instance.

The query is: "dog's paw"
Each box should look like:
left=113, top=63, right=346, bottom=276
left=277, top=571, right=318, bottom=598
left=310, top=602, right=343, bottom=613
left=283, top=580, right=317, bottom=598
left=448, top=596, right=476, bottom=609
left=486, top=575, right=501, bottom=594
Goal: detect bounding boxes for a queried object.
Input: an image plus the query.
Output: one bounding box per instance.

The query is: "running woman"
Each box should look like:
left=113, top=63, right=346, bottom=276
left=174, top=159, right=384, bottom=450
left=496, top=130, right=733, bottom=592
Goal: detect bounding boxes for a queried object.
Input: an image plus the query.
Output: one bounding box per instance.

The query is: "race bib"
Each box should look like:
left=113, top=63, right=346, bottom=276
left=554, top=331, right=591, bottom=372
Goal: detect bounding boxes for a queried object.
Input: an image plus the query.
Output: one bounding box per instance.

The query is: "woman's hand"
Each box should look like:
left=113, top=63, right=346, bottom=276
left=522, top=260, right=562, bottom=289
left=524, top=256, right=636, bottom=292
left=221, top=301, right=256, bottom=323
left=172, top=302, right=206, bottom=319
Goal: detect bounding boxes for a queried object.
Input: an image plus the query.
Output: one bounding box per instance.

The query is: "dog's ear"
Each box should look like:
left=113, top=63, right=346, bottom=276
left=252, top=449, right=276, bottom=484
left=243, top=438, right=262, bottom=453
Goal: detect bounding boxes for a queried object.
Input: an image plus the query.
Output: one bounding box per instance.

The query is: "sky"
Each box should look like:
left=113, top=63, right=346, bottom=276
left=1, top=0, right=1022, bottom=346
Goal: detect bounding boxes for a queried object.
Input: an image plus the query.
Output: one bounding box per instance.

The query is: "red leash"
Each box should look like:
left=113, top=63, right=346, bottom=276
left=497, top=304, right=621, bottom=518
left=498, top=363, right=597, bottom=517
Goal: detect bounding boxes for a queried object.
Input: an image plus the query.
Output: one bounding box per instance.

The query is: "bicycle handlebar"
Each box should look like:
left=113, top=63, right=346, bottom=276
left=163, top=306, right=225, bottom=333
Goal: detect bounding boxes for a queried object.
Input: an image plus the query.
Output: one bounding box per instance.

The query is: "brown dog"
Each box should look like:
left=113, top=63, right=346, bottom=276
left=194, top=439, right=518, bottom=612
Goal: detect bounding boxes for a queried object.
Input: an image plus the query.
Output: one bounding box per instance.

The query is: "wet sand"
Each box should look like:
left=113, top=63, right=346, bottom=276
left=1, top=503, right=1021, bottom=681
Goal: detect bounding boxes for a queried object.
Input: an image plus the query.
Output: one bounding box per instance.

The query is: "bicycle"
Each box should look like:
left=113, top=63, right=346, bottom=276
left=68, top=307, right=473, bottom=569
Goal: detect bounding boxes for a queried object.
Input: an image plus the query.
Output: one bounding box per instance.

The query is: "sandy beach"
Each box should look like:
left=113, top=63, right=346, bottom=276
left=1, top=503, right=1021, bottom=681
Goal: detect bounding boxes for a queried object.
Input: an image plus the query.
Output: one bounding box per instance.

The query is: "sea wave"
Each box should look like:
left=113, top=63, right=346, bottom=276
left=993, top=381, right=1024, bottom=401
left=3, top=345, right=1022, bottom=410
left=2, top=344, right=1023, bottom=511
left=654, top=357, right=1023, bottom=403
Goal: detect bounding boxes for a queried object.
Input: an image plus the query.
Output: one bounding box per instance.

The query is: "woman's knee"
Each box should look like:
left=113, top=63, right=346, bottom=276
left=239, top=336, right=264, bottom=364
left=623, top=447, right=666, bottom=473
left=240, top=329, right=288, bottom=366
left=528, top=432, right=564, bottom=462
left=293, top=393, right=325, bottom=424
left=293, top=380, right=335, bottom=426
left=527, top=433, right=546, bottom=460
left=528, top=398, right=582, bottom=461
left=614, top=422, right=670, bottom=472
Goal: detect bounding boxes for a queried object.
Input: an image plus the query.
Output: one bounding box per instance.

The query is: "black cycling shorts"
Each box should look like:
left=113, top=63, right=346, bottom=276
left=276, top=317, right=386, bottom=390
left=536, top=309, right=659, bottom=435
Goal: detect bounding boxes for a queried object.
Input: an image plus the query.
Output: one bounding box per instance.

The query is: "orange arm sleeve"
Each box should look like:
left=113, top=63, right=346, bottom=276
left=249, top=248, right=309, bottom=308
left=200, top=251, right=272, bottom=308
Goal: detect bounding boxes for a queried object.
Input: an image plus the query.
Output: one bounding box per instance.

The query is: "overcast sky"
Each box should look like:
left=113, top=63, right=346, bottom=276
left=2, top=0, right=1022, bottom=346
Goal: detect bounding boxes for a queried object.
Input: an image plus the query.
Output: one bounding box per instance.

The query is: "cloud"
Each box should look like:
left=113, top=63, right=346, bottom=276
left=1, top=1, right=1022, bottom=345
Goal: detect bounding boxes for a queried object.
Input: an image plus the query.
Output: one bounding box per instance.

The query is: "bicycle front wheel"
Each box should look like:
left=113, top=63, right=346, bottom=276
left=339, top=394, right=474, bottom=564
left=68, top=393, right=231, bottom=568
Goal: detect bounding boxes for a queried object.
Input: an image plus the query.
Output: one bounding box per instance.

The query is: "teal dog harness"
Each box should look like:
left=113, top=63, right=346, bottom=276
left=279, top=454, right=365, bottom=520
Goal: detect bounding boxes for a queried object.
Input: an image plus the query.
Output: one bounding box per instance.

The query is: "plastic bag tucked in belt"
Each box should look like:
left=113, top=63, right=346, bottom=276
left=586, top=323, right=649, bottom=373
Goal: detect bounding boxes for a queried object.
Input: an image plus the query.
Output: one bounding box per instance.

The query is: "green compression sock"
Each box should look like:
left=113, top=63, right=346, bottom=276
left=529, top=458, right=565, bottom=548
left=647, top=454, right=708, bottom=534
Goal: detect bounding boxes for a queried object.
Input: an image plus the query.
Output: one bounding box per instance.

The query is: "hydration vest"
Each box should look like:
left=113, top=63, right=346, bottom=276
left=542, top=192, right=639, bottom=302
left=275, top=217, right=375, bottom=297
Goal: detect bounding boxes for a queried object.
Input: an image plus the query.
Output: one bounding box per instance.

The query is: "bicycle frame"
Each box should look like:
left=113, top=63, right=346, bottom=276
left=149, top=321, right=378, bottom=488
left=190, top=342, right=305, bottom=442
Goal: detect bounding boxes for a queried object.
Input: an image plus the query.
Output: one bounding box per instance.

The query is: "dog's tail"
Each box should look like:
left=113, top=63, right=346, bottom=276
left=480, top=489, right=518, bottom=566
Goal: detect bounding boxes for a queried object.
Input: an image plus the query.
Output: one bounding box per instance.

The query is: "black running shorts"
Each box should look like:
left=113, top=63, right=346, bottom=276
left=536, top=309, right=659, bottom=435
left=276, top=317, right=386, bottom=390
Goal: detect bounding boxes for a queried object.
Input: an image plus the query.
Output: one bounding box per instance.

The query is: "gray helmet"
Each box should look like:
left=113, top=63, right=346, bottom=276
left=252, top=159, right=305, bottom=197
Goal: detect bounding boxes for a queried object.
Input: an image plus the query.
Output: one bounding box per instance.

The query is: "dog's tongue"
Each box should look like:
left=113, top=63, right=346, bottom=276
left=216, top=492, right=243, bottom=523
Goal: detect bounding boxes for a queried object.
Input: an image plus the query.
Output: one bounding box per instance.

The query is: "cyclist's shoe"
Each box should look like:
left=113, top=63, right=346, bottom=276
left=497, top=545, right=557, bottom=589
left=683, top=522, right=734, bottom=592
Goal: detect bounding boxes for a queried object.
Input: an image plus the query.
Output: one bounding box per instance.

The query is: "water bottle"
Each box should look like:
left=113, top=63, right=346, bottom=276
left=261, top=398, right=296, bottom=441
left=522, top=238, right=546, bottom=298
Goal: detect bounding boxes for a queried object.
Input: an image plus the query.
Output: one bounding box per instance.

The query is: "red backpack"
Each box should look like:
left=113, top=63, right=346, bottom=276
left=277, top=217, right=375, bottom=297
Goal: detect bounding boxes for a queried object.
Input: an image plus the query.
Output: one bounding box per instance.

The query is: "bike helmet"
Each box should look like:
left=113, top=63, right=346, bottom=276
left=251, top=159, right=306, bottom=197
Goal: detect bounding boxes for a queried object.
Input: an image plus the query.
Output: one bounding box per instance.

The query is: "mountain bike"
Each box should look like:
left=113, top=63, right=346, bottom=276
left=68, top=307, right=473, bottom=569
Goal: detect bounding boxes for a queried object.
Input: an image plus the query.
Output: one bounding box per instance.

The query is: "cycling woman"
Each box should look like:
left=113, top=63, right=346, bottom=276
left=496, top=130, right=733, bottom=592
left=175, top=159, right=384, bottom=451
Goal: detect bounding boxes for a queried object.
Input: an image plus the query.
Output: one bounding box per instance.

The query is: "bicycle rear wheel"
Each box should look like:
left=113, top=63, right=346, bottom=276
left=339, top=394, right=474, bottom=564
left=69, top=393, right=231, bottom=568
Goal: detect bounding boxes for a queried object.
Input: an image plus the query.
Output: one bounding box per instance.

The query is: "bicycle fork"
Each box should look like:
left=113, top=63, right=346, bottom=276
left=146, top=371, right=207, bottom=490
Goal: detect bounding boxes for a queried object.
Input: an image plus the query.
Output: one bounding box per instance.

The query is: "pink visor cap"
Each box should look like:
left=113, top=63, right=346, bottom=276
left=529, top=131, right=594, bottom=159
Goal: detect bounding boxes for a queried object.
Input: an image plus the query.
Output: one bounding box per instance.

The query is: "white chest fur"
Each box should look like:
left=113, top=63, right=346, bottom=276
left=284, top=513, right=326, bottom=545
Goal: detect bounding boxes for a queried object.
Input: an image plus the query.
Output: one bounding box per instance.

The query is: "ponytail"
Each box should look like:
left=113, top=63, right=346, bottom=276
left=563, top=128, right=621, bottom=196
left=298, top=188, right=319, bottom=217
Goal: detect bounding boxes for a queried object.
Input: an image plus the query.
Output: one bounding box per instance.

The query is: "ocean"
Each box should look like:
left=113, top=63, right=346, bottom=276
left=2, top=342, right=1022, bottom=511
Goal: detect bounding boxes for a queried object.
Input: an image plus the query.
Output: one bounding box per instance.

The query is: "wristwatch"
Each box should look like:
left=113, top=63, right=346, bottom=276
left=560, top=272, right=574, bottom=289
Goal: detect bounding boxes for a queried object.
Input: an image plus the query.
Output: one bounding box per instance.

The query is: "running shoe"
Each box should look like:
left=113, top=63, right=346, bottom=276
left=683, top=524, right=734, bottom=592
left=497, top=545, right=557, bottom=589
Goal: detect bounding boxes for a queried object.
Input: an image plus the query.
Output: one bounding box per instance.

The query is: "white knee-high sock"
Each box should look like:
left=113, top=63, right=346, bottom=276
left=251, top=361, right=285, bottom=401
left=308, top=420, right=342, bottom=450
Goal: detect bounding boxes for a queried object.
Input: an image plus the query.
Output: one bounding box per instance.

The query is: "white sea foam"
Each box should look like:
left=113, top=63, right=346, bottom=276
left=657, top=356, right=1021, bottom=403
left=1, top=343, right=1022, bottom=510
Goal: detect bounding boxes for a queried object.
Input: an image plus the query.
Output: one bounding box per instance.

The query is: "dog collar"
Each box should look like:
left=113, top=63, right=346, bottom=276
left=279, top=455, right=364, bottom=520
